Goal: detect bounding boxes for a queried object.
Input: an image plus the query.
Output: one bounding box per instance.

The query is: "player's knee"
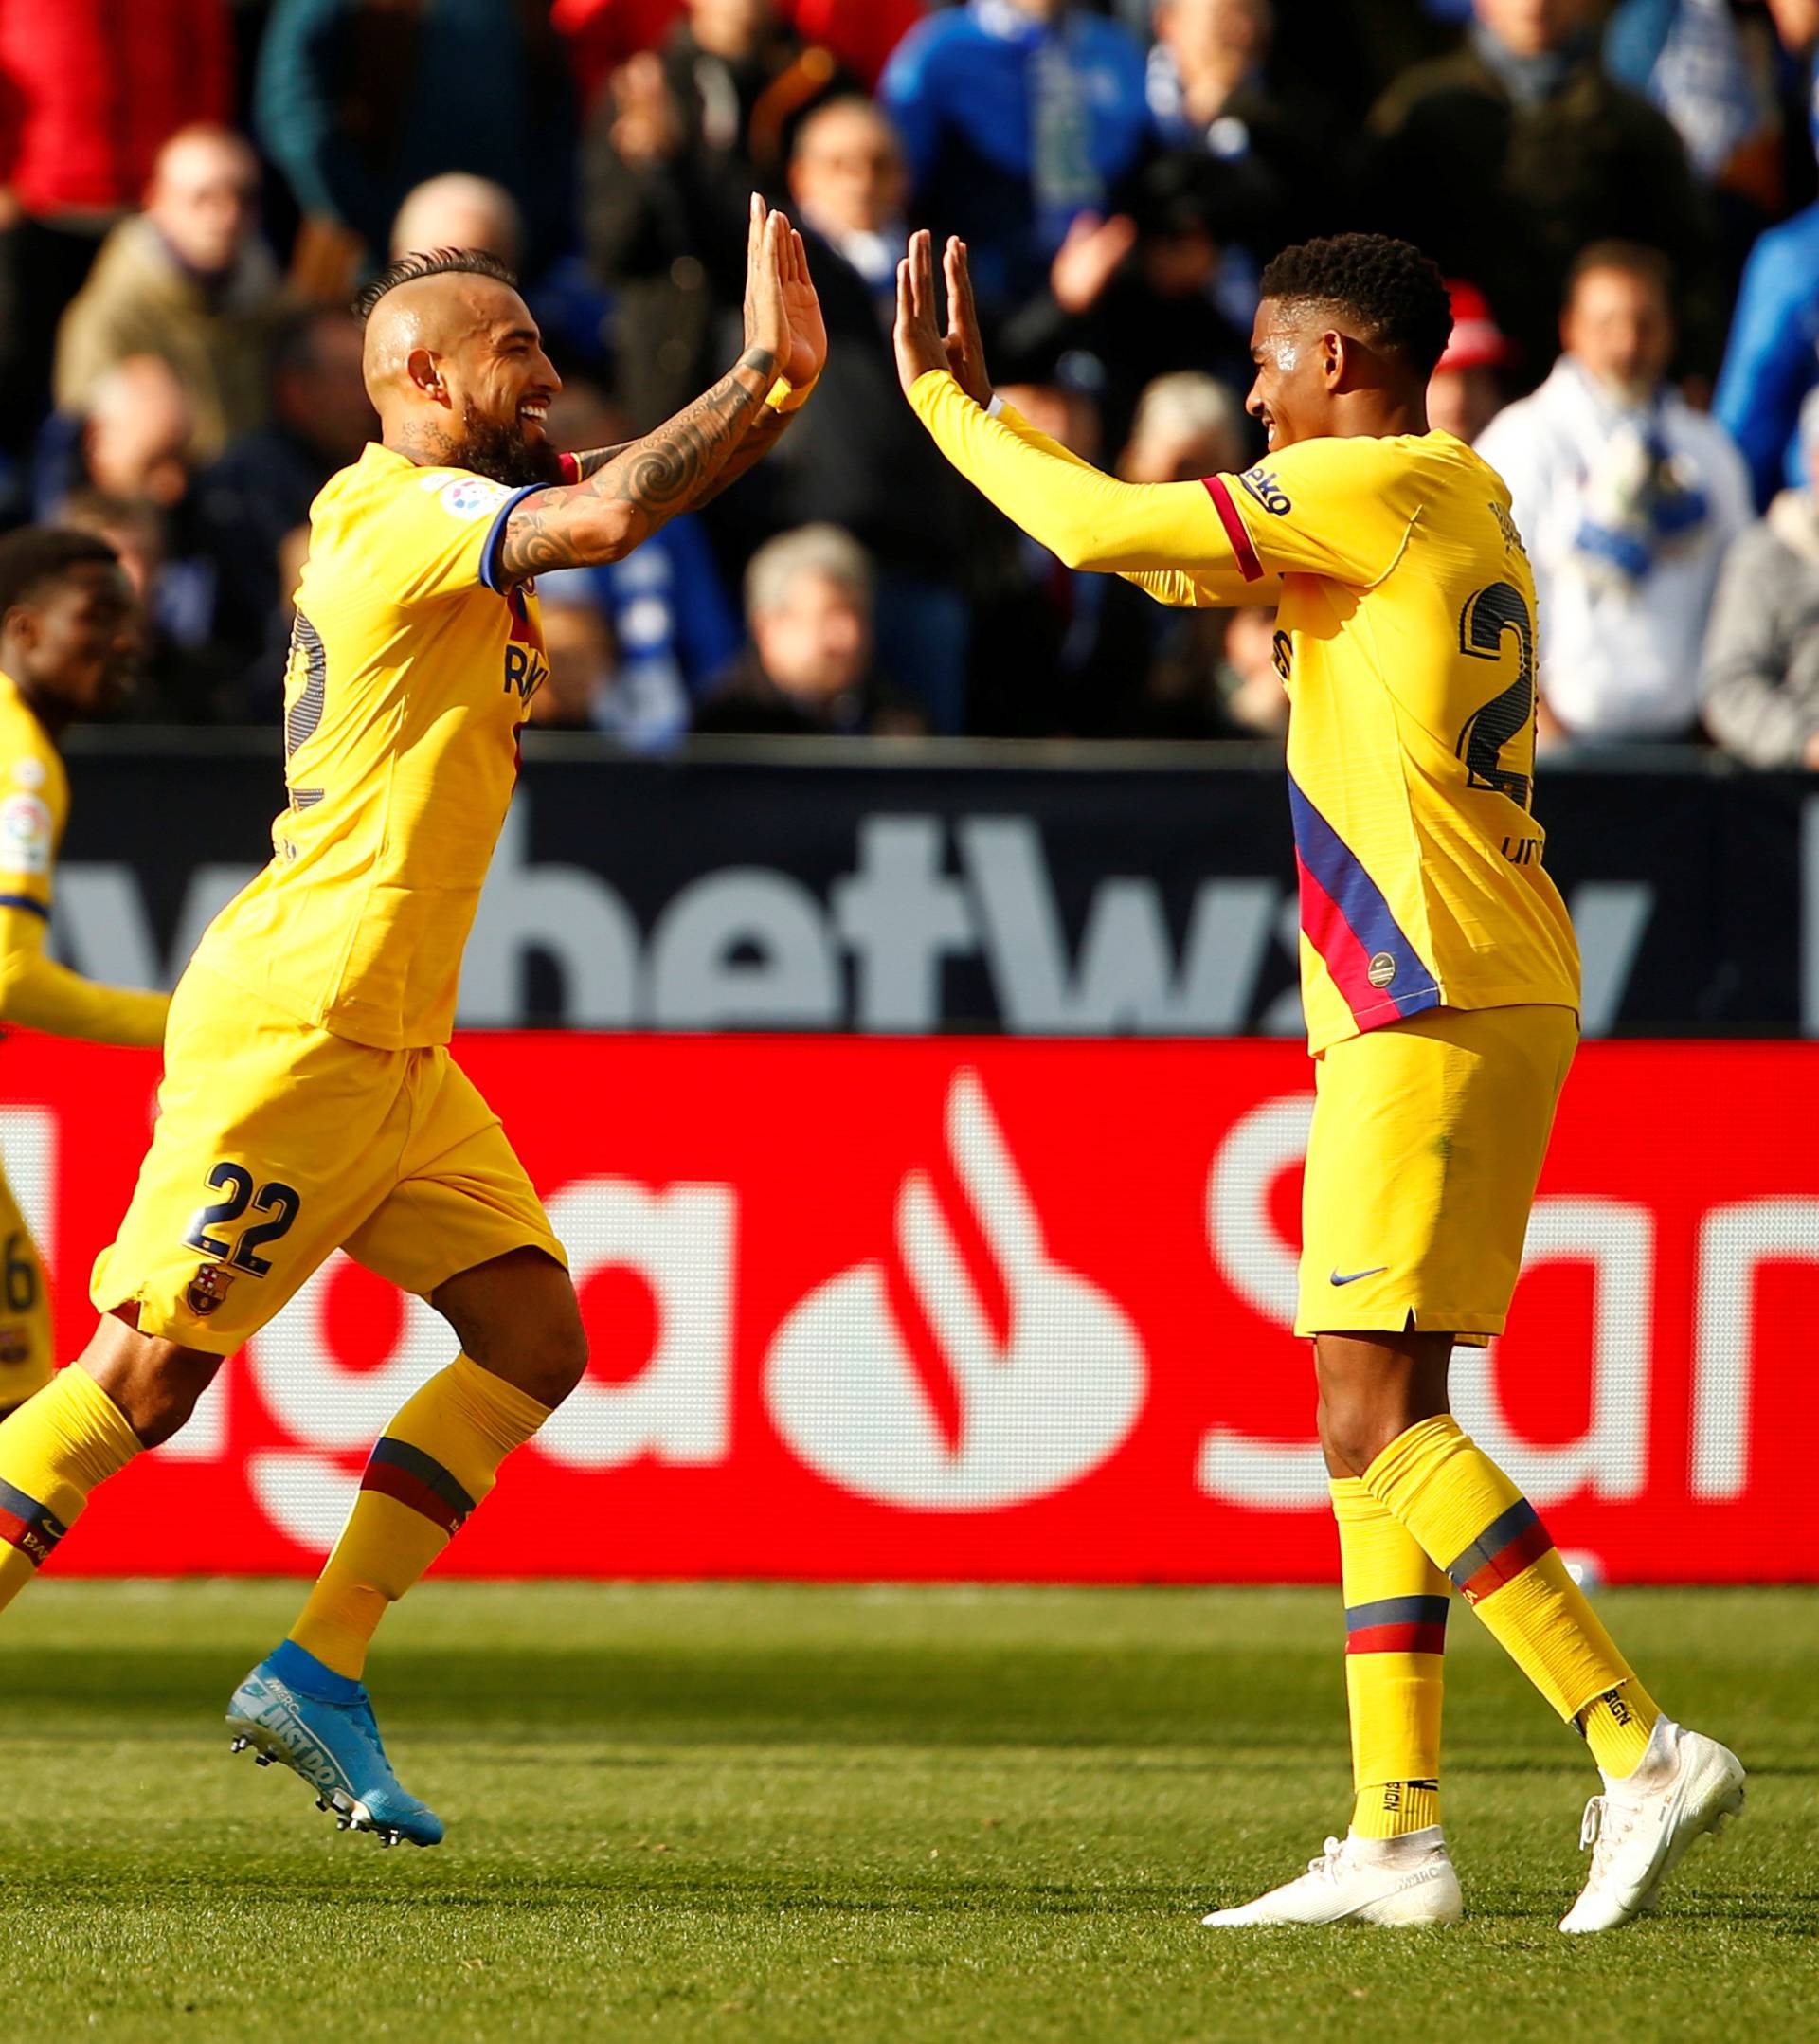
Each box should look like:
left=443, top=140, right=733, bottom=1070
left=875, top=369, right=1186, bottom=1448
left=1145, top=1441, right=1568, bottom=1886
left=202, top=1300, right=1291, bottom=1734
left=1318, top=1391, right=1400, bottom=1482
left=73, top=1319, right=220, bottom=1449
left=114, top=1371, right=206, bottom=1450
left=478, top=1279, right=588, bottom=1409
left=521, top=1313, right=588, bottom=1409
left=436, top=1251, right=589, bottom=1407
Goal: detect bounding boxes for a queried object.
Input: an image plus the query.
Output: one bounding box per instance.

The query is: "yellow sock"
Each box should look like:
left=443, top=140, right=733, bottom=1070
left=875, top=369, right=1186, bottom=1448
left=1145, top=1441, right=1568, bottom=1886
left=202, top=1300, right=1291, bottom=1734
left=1576, top=1681, right=1661, bottom=1778
left=1333, top=1476, right=1448, bottom=1838
left=0, top=1366, right=141, bottom=1615
left=290, top=1354, right=549, bottom=1679
left=1363, top=1417, right=1660, bottom=1775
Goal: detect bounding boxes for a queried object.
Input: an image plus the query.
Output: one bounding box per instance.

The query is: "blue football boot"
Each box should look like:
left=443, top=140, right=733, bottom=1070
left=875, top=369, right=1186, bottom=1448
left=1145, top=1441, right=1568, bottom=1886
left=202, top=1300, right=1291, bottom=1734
left=225, top=1640, right=444, bottom=1847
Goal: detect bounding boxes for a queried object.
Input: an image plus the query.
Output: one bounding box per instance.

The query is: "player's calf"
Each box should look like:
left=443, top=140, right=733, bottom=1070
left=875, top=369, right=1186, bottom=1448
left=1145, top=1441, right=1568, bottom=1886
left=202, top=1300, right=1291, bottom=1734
left=285, top=1351, right=556, bottom=1686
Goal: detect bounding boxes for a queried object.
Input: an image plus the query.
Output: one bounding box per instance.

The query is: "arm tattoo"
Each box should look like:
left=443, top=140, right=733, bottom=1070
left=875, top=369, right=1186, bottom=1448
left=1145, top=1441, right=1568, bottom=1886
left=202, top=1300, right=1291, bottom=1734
left=693, top=404, right=795, bottom=508
left=499, top=347, right=777, bottom=581
left=567, top=443, right=634, bottom=480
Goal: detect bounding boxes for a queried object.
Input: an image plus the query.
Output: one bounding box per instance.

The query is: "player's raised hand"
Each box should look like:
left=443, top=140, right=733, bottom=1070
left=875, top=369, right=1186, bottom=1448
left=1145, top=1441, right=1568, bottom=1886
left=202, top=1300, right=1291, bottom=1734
left=940, top=236, right=992, bottom=407
left=893, top=228, right=948, bottom=397
left=781, top=224, right=827, bottom=390
left=743, top=193, right=791, bottom=374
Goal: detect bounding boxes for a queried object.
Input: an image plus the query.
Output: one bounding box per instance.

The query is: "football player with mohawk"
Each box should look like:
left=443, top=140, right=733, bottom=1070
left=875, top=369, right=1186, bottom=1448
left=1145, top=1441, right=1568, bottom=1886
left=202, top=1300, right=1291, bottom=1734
left=0, top=201, right=824, bottom=1850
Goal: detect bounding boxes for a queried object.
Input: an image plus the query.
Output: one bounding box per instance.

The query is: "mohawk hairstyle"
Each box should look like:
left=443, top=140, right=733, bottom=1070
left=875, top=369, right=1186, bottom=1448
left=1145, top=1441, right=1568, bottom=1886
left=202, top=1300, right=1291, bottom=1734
left=0, top=526, right=121, bottom=627
left=353, top=246, right=518, bottom=322
left=1259, top=234, right=1454, bottom=378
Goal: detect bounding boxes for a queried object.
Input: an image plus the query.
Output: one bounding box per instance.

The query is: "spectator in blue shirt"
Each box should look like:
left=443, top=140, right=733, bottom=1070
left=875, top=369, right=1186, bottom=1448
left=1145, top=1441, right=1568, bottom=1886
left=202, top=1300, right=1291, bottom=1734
left=512, top=376, right=740, bottom=751
left=880, top=0, right=1151, bottom=330
left=535, top=516, right=741, bottom=751
left=1714, top=157, right=1819, bottom=507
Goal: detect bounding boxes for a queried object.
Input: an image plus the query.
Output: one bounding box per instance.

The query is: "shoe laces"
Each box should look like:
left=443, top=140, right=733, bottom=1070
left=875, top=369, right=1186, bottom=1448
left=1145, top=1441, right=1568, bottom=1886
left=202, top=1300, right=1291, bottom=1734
left=1306, top=1837, right=1346, bottom=1883
left=1578, top=1793, right=1642, bottom=1878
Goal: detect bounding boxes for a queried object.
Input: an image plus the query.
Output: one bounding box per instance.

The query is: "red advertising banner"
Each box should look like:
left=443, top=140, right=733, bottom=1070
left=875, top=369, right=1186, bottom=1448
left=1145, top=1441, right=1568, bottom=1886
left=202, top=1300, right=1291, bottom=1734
left=2, top=1035, right=1814, bottom=1583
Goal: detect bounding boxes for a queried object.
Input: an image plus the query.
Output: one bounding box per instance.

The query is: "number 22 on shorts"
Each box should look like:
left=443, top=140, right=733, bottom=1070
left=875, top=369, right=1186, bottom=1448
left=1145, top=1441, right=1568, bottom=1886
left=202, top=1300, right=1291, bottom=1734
left=182, top=1162, right=303, bottom=1276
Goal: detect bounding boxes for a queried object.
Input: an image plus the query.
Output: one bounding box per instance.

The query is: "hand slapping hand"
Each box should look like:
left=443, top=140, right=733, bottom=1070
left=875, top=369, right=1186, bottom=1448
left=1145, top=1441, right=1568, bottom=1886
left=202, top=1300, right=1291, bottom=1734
left=895, top=229, right=996, bottom=407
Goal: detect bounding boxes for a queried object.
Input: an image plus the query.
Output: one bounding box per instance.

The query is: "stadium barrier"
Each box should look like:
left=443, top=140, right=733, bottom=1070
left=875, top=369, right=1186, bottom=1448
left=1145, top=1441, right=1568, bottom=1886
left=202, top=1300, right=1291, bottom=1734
left=57, top=733, right=1819, bottom=1037
left=4, top=1030, right=1813, bottom=1584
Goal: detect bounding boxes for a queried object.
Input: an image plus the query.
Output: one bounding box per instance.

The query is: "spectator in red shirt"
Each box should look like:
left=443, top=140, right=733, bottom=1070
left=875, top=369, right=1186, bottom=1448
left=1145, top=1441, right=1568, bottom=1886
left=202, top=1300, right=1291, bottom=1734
left=556, top=0, right=922, bottom=105
left=785, top=0, right=925, bottom=88
left=0, top=0, right=232, bottom=463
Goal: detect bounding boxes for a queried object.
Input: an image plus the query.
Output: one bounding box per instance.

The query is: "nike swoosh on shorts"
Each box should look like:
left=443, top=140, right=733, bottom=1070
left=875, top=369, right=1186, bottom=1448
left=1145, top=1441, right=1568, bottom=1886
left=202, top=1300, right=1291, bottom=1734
left=1329, top=1266, right=1389, bottom=1286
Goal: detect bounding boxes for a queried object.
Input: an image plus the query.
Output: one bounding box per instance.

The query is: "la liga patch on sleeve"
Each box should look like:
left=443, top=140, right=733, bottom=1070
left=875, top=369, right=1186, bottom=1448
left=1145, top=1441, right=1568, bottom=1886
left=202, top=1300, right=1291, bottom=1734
left=434, top=475, right=513, bottom=521
left=0, top=791, right=52, bottom=875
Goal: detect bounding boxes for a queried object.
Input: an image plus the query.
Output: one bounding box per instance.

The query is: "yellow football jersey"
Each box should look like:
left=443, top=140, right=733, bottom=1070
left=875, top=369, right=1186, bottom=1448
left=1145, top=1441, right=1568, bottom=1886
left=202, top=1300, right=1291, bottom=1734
left=0, top=667, right=165, bottom=1045
left=193, top=444, right=549, bottom=1050
left=0, top=669, right=67, bottom=921
left=1201, top=433, right=1580, bottom=1052
left=0, top=667, right=165, bottom=1405
left=906, top=371, right=1582, bottom=1057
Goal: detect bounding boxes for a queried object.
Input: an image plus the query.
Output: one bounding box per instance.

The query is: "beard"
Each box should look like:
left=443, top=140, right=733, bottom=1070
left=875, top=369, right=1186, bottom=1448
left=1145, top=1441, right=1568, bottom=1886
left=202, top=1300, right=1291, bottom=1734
left=452, top=402, right=567, bottom=488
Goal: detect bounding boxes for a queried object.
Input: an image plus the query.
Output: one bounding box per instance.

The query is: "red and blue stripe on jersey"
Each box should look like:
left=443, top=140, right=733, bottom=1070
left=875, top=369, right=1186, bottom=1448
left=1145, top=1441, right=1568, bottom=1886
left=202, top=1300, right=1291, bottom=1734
left=1288, top=773, right=1440, bottom=1033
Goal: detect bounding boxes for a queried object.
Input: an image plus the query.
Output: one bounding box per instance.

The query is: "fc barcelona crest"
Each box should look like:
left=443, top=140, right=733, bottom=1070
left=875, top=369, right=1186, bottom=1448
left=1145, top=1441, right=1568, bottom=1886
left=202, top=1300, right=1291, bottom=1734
left=186, top=1262, right=236, bottom=1318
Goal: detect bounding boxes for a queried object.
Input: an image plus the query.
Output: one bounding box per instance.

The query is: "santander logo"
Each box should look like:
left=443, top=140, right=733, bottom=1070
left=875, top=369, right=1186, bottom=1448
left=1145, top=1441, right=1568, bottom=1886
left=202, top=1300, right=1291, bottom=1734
left=764, top=1069, right=1146, bottom=1509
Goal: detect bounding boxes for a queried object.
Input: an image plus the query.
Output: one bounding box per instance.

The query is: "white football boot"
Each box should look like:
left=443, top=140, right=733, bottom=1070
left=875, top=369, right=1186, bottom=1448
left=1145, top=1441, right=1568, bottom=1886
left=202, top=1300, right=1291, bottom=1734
left=1201, top=1828, right=1462, bottom=1928
left=1559, top=1717, right=1745, bottom=1933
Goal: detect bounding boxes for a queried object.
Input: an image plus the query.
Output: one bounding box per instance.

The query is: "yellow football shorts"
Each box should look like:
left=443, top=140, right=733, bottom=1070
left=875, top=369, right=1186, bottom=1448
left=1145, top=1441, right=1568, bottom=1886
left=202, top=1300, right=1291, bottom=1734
left=0, top=1166, right=52, bottom=1413
left=1297, top=1002, right=1578, bottom=1345
left=92, top=964, right=565, bottom=1355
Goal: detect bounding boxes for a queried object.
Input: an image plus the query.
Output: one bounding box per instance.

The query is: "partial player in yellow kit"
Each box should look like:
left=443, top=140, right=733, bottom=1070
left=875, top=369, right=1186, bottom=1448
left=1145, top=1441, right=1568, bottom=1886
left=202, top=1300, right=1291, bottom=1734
left=896, top=228, right=1742, bottom=1934
left=0, top=203, right=827, bottom=1847
left=0, top=530, right=168, bottom=1415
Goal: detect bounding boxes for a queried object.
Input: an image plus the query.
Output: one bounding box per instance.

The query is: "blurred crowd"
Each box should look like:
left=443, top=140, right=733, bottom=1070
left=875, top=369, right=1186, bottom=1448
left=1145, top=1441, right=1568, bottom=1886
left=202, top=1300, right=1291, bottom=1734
left=6, top=0, right=1819, bottom=765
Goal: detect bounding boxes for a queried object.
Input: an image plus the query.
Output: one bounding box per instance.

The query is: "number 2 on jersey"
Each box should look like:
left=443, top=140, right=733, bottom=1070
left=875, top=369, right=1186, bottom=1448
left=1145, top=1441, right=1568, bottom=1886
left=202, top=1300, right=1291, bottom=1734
left=1455, top=581, right=1535, bottom=811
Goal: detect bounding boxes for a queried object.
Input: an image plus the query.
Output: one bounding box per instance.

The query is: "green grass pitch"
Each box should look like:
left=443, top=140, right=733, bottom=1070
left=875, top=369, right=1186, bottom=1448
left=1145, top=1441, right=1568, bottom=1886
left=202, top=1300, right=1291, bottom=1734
left=0, top=1583, right=1811, bottom=2043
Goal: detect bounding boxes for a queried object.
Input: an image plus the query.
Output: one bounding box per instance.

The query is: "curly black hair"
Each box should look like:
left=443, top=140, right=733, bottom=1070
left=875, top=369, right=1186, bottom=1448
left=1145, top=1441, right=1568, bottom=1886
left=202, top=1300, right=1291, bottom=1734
left=353, top=246, right=518, bottom=323
left=1258, top=233, right=1453, bottom=378
left=0, top=526, right=121, bottom=628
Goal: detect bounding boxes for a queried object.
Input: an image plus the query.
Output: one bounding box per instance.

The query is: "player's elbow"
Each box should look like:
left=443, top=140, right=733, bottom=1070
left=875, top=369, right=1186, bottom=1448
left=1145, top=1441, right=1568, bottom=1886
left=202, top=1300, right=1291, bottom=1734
left=581, top=498, right=645, bottom=564
left=509, top=495, right=646, bottom=575
left=1043, top=527, right=1101, bottom=573
left=1044, top=520, right=1144, bottom=574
